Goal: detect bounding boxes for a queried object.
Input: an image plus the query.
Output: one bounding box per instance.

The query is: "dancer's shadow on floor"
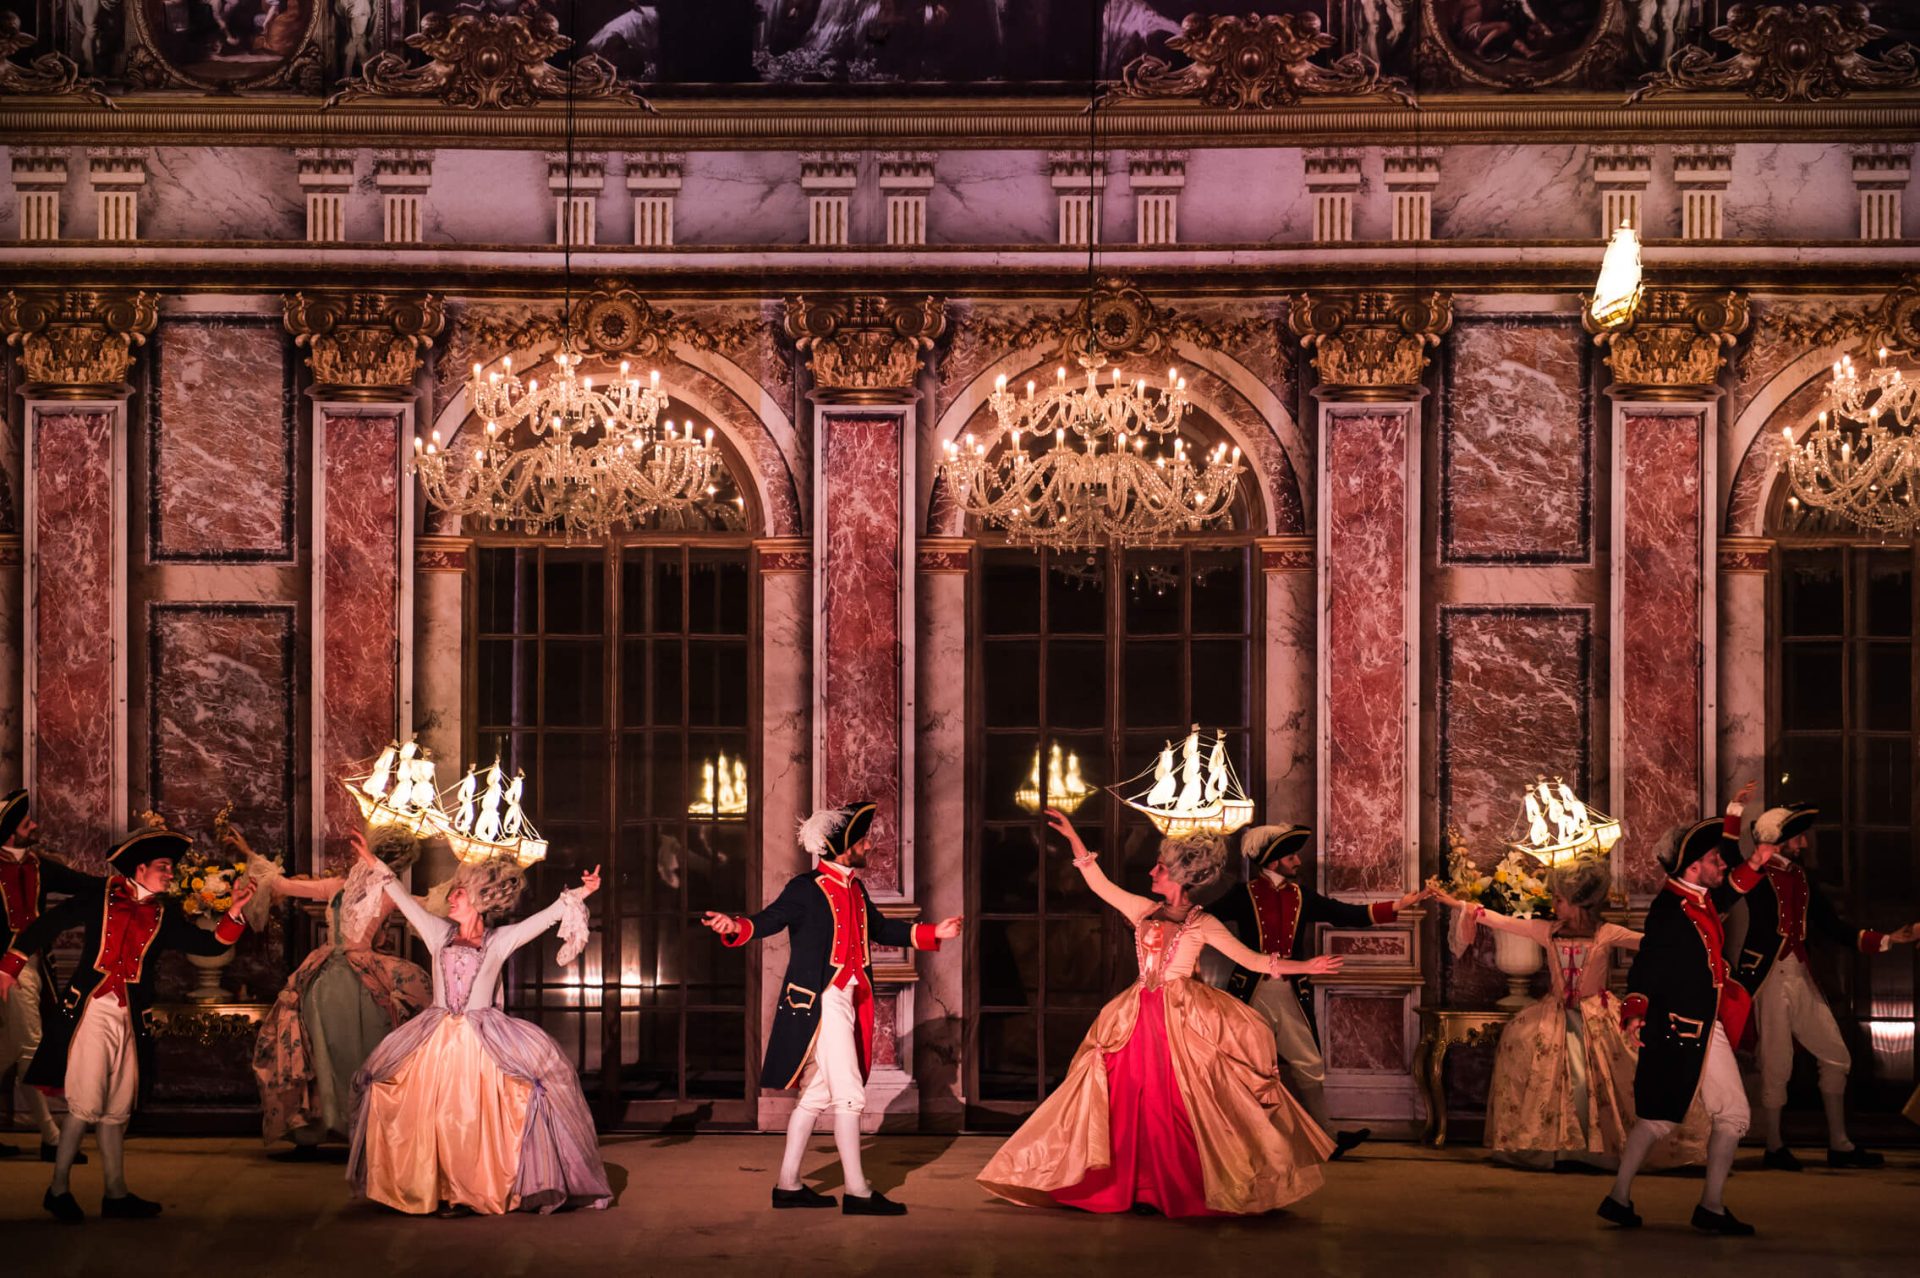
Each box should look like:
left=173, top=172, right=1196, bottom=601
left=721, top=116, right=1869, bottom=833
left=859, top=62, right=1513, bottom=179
left=805, top=1133, right=960, bottom=1196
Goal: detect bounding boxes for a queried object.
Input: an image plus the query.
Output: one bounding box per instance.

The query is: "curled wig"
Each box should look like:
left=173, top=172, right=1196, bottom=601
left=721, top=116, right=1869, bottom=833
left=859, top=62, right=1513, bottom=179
left=366, top=824, right=423, bottom=874
left=1157, top=832, right=1227, bottom=891
left=449, top=856, right=527, bottom=925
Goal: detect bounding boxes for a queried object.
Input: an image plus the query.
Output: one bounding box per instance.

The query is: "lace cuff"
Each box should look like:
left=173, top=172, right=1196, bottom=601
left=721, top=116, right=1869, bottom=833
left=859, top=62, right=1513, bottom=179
left=1448, top=904, right=1482, bottom=959
left=554, top=888, right=592, bottom=967
left=338, top=858, right=396, bottom=943
left=241, top=852, right=284, bottom=932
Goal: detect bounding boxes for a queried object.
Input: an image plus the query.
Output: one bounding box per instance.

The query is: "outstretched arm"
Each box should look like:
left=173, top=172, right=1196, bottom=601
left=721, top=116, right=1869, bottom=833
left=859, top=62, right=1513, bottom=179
left=495, top=865, right=600, bottom=955
left=865, top=890, right=959, bottom=952
left=34, top=854, right=102, bottom=899
left=351, top=831, right=453, bottom=949
left=272, top=875, right=348, bottom=902
left=704, top=874, right=810, bottom=947
left=1199, top=914, right=1343, bottom=979
left=0, top=893, right=89, bottom=999
left=1045, top=808, right=1158, bottom=925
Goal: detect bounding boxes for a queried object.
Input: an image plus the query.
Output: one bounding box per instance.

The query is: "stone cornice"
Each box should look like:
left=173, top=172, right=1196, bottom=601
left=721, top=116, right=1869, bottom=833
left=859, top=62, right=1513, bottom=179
left=6, top=92, right=1920, bottom=151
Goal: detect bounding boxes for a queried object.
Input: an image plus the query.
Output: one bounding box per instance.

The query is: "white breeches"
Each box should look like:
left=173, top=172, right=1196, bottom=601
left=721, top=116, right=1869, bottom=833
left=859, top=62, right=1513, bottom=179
left=0, top=959, right=47, bottom=1073
left=1756, top=955, right=1851, bottom=1106
left=64, top=997, right=138, bottom=1125
left=793, top=981, right=865, bottom=1116
left=1248, top=975, right=1330, bottom=1130
left=1644, top=1022, right=1749, bottom=1140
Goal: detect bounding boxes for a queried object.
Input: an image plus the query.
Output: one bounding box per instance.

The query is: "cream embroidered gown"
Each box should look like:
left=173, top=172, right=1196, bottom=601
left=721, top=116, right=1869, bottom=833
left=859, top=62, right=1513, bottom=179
left=978, top=859, right=1333, bottom=1216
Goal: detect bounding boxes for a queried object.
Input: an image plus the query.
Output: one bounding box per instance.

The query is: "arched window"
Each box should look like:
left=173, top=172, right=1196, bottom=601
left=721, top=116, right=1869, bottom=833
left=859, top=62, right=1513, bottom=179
left=966, top=408, right=1264, bottom=1126
left=468, top=398, right=761, bottom=1128
left=1767, top=486, right=1919, bottom=1109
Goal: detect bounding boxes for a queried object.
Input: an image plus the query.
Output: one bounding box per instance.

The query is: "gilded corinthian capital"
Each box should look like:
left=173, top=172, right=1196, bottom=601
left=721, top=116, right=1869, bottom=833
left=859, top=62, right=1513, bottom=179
left=783, top=294, right=946, bottom=405
left=1586, top=289, right=1749, bottom=401
left=0, top=289, right=159, bottom=398
left=1288, top=291, right=1453, bottom=401
left=283, top=292, right=445, bottom=400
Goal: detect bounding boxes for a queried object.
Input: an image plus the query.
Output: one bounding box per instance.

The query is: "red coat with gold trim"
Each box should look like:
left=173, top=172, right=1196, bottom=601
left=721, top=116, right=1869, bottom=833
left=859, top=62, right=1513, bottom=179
left=1213, top=874, right=1398, bottom=1005
left=1731, top=858, right=1889, bottom=994
left=723, top=866, right=940, bottom=1090
left=1, top=874, right=245, bottom=1092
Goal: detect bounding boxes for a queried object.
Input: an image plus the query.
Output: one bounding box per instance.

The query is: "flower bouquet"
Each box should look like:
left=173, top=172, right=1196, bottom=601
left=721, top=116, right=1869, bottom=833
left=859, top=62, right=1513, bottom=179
left=165, top=838, right=250, bottom=1002
left=1429, top=825, right=1551, bottom=918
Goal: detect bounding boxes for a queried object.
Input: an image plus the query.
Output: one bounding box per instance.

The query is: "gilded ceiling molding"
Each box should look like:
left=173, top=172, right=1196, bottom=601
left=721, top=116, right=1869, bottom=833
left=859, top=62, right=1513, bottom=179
left=1630, top=3, right=1920, bottom=104
left=0, top=14, right=111, bottom=107
left=960, top=279, right=1274, bottom=367
left=783, top=295, right=946, bottom=404
left=1876, top=277, right=1920, bottom=354
left=326, top=11, right=648, bottom=111
left=1419, top=0, right=1628, bottom=92
left=1288, top=290, right=1454, bottom=400
left=1586, top=289, right=1750, bottom=400
left=1118, top=13, right=1414, bottom=110
left=283, top=291, right=445, bottom=400
left=0, top=288, right=158, bottom=397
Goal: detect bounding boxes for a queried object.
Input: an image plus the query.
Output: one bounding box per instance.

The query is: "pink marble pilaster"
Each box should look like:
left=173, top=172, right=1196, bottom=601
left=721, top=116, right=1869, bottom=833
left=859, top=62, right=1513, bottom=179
left=815, top=409, right=913, bottom=894
left=314, top=407, right=409, bottom=870
left=25, top=404, right=124, bottom=860
left=1319, top=406, right=1417, bottom=899
left=1613, top=407, right=1714, bottom=895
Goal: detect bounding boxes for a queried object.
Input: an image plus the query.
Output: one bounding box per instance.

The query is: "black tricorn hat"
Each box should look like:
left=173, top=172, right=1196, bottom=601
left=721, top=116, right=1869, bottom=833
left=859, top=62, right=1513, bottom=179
left=0, top=789, right=28, bottom=846
left=1242, top=823, right=1312, bottom=870
left=799, top=801, right=877, bottom=861
left=1754, top=803, right=1819, bottom=845
left=1657, top=818, right=1722, bottom=877
left=108, top=828, right=192, bottom=877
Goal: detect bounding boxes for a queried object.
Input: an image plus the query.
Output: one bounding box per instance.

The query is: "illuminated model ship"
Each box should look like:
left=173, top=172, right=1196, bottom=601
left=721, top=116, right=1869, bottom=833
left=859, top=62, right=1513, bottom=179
left=345, top=738, right=446, bottom=836
left=688, top=752, right=750, bottom=819
left=1506, top=776, right=1621, bottom=868
left=1014, top=743, right=1095, bottom=815
left=1114, top=726, right=1253, bottom=837
left=344, top=739, right=547, bottom=866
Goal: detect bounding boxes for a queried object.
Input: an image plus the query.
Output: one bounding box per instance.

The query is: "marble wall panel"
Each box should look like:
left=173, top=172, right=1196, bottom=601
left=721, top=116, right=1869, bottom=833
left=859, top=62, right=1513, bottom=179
left=28, top=409, right=117, bottom=863
left=915, top=559, right=968, bottom=1121
left=927, top=152, right=1058, bottom=246
left=871, top=991, right=899, bottom=1071
left=819, top=413, right=905, bottom=892
left=317, top=411, right=402, bottom=870
left=1180, top=149, right=1310, bottom=243
left=1265, top=565, right=1315, bottom=827
left=1322, top=993, right=1408, bottom=1074
left=150, top=318, right=295, bottom=562
left=676, top=152, right=810, bottom=246
left=1430, top=145, right=1591, bottom=240
left=1618, top=411, right=1706, bottom=894
left=148, top=604, right=295, bottom=860
left=1442, top=318, right=1590, bottom=564
left=140, top=148, right=304, bottom=242
left=1322, top=409, right=1411, bottom=898
left=1725, top=144, right=1870, bottom=241
left=1718, top=563, right=1768, bottom=807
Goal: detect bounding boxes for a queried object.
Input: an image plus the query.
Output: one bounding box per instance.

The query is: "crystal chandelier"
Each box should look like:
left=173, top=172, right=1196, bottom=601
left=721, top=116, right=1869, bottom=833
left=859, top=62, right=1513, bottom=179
left=1775, top=347, right=1920, bottom=536
left=413, top=349, right=727, bottom=539
left=940, top=356, right=1242, bottom=550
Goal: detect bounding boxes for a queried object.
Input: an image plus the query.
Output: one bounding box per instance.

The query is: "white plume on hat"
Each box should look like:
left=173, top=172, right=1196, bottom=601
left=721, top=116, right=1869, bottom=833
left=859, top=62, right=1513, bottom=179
left=798, top=806, right=847, bottom=860
left=1753, top=806, right=1794, bottom=843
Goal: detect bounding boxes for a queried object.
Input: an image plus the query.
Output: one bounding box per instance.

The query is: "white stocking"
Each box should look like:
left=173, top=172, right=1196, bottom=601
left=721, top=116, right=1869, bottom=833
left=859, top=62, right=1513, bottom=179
left=1700, top=1123, right=1739, bottom=1212
left=19, top=1082, right=60, bottom=1143
left=96, top=1121, right=128, bottom=1198
left=1608, top=1119, right=1665, bottom=1206
left=49, top=1116, right=88, bottom=1196
left=833, top=1109, right=870, bottom=1198
left=776, top=1104, right=817, bottom=1191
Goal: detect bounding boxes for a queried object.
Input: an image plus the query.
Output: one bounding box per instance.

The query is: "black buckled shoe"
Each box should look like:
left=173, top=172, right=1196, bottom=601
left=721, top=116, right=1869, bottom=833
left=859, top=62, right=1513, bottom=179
left=1596, top=1195, right=1642, bottom=1228
left=1827, top=1145, right=1884, bottom=1169
left=43, top=1190, right=84, bottom=1223
left=1330, top=1128, right=1372, bottom=1161
left=100, top=1192, right=163, bottom=1220
left=41, top=1143, right=86, bottom=1164
left=842, top=1189, right=907, bottom=1216
left=772, top=1184, right=838, bottom=1210
left=1761, top=1146, right=1801, bottom=1172
left=1691, top=1205, right=1756, bottom=1236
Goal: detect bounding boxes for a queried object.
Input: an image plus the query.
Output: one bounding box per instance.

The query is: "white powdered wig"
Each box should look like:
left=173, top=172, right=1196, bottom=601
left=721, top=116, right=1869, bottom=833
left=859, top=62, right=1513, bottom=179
left=798, top=807, right=846, bottom=860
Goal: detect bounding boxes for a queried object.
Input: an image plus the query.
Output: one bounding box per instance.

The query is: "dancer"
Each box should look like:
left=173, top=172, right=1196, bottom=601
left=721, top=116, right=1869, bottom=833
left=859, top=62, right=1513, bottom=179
left=1732, top=799, right=1918, bottom=1171
left=1213, top=822, right=1423, bottom=1157
left=0, top=790, right=98, bottom=1162
left=702, top=800, right=962, bottom=1216
left=0, top=821, right=253, bottom=1223
left=977, top=809, right=1337, bottom=1218
left=1432, top=857, right=1706, bottom=1170
left=233, top=822, right=431, bottom=1153
left=1599, top=807, right=1773, bottom=1237
left=348, top=834, right=611, bottom=1215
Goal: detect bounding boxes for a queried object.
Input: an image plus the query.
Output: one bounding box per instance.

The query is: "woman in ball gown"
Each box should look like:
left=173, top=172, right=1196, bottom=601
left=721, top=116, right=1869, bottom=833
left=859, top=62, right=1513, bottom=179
left=237, top=823, right=432, bottom=1152
left=1431, top=857, right=1707, bottom=1170
left=347, top=834, right=611, bottom=1215
left=977, top=809, right=1339, bottom=1218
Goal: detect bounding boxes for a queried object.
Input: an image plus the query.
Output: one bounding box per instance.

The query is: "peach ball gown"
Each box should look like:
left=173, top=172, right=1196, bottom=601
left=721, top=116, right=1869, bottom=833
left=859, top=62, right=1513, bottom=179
left=978, top=857, right=1333, bottom=1217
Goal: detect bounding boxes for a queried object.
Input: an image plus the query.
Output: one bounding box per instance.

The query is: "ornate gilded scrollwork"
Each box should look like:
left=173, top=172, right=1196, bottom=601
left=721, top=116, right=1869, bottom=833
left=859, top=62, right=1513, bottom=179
left=1117, top=14, right=1413, bottom=110
left=1876, top=277, right=1920, bottom=356
left=1586, top=289, right=1750, bottom=399
left=1630, top=3, right=1920, bottom=103
left=283, top=292, right=445, bottom=400
left=1288, top=291, right=1455, bottom=400
left=962, top=278, right=1273, bottom=368
left=0, top=14, right=111, bottom=106
left=783, top=295, right=947, bottom=404
left=327, top=11, right=649, bottom=111
left=0, top=289, right=159, bottom=396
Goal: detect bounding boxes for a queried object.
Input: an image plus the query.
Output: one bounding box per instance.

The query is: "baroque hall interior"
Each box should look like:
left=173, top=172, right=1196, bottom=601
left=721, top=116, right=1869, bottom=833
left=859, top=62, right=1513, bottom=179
left=1, top=0, right=1919, bottom=1267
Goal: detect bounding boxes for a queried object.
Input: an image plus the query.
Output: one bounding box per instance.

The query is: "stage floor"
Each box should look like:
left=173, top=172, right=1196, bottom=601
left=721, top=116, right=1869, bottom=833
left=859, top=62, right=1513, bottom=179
left=3, top=1133, right=1914, bottom=1276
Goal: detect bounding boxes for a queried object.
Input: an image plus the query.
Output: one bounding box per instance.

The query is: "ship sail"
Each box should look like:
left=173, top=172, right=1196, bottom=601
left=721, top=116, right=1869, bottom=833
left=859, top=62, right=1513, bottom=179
left=1112, top=726, right=1253, bottom=837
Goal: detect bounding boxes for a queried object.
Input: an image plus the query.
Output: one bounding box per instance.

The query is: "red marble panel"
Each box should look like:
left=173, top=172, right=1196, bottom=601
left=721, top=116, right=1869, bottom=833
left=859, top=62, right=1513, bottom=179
left=149, top=604, right=296, bottom=860
left=1442, top=318, right=1590, bottom=563
left=318, top=411, right=402, bottom=870
left=870, top=991, right=899, bottom=1071
left=29, top=409, right=117, bottom=864
left=819, top=412, right=905, bottom=891
left=1327, top=931, right=1410, bottom=960
left=1321, top=992, right=1407, bottom=1074
left=1322, top=409, right=1410, bottom=897
left=1619, top=411, right=1705, bottom=894
left=150, top=318, right=294, bottom=562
